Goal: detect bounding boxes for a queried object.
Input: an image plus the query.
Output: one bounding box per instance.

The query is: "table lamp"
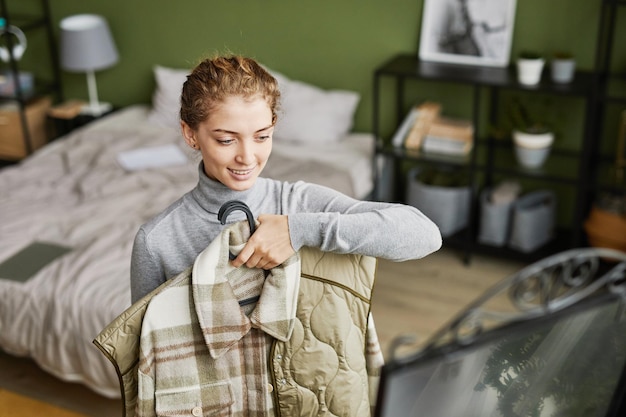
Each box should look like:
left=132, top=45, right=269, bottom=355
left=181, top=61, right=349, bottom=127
left=60, top=14, right=118, bottom=116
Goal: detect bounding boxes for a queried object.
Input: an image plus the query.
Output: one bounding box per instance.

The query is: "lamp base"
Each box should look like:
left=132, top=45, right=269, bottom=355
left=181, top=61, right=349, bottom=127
left=80, top=102, right=112, bottom=117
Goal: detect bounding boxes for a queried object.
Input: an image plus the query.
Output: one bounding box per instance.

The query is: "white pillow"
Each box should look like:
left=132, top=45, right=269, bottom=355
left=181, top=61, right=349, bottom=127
left=147, top=65, right=189, bottom=130
left=270, top=69, right=360, bottom=143
left=147, top=65, right=360, bottom=142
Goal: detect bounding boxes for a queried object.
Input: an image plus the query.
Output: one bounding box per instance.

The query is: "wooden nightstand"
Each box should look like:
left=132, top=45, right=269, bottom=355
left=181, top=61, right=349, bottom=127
left=48, top=100, right=115, bottom=137
left=0, top=96, right=53, bottom=161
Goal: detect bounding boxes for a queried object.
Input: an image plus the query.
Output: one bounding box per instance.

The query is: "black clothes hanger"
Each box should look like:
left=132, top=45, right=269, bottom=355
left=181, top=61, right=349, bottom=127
left=217, top=200, right=260, bottom=307
left=218, top=200, right=257, bottom=261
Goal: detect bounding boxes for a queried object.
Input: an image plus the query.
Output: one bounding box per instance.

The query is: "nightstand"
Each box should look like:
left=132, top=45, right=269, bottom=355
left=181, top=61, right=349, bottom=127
left=0, top=96, right=53, bottom=162
left=47, top=100, right=115, bottom=137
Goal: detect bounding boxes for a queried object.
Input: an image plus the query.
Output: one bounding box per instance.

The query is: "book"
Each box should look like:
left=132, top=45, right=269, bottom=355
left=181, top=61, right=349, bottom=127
left=391, top=106, right=419, bottom=147
left=404, top=102, right=441, bottom=150
left=420, top=115, right=474, bottom=156
left=427, top=116, right=473, bottom=142
left=0, top=242, right=72, bottom=282
left=47, top=100, right=86, bottom=119
left=422, top=135, right=473, bottom=156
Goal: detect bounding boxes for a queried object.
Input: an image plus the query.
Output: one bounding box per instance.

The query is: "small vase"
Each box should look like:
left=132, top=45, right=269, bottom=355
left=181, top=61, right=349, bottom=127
left=550, top=58, right=576, bottom=84
left=516, top=58, right=545, bottom=86
left=513, top=130, right=554, bottom=149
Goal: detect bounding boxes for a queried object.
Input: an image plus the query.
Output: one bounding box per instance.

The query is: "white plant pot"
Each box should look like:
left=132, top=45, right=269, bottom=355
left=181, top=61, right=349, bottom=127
left=550, top=58, right=576, bottom=83
left=513, top=130, right=554, bottom=169
left=513, top=130, right=554, bottom=149
left=516, top=58, right=545, bottom=86
left=514, top=145, right=551, bottom=169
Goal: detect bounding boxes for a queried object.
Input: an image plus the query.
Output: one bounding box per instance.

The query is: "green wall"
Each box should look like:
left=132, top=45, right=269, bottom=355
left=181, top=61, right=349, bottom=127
left=32, top=0, right=605, bottom=132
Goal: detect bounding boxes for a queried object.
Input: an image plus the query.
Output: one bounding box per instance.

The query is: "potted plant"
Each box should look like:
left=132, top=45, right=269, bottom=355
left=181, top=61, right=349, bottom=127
left=584, top=192, right=626, bottom=253
left=550, top=51, right=576, bottom=84
left=516, top=51, right=545, bottom=86
left=509, top=98, right=555, bottom=169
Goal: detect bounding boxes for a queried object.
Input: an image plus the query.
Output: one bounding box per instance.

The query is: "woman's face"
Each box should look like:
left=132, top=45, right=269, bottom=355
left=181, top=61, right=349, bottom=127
left=182, top=95, right=274, bottom=191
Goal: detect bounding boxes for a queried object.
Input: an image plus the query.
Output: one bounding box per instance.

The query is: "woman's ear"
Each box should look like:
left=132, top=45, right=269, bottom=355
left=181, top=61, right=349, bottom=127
left=181, top=121, right=199, bottom=149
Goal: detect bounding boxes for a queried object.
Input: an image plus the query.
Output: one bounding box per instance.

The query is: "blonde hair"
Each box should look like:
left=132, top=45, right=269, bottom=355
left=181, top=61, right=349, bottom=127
left=180, top=55, right=280, bottom=130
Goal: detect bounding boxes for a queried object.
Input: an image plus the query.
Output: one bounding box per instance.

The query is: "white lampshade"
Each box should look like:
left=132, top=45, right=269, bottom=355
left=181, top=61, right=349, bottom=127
left=60, top=14, right=118, bottom=72
left=59, top=14, right=118, bottom=116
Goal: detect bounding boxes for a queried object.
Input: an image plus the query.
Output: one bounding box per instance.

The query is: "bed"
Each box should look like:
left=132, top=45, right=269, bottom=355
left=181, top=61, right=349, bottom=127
left=0, top=66, right=375, bottom=398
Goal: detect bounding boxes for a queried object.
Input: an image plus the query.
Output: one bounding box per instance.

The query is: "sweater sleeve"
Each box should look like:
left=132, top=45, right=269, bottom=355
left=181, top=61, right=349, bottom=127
left=284, top=182, right=442, bottom=261
left=130, top=228, right=167, bottom=304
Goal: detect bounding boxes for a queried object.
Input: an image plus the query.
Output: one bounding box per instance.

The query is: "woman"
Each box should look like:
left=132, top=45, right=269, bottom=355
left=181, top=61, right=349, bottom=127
left=130, top=54, right=441, bottom=303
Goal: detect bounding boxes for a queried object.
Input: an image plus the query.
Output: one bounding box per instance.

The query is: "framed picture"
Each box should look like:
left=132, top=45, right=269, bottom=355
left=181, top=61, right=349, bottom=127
left=418, top=0, right=518, bottom=67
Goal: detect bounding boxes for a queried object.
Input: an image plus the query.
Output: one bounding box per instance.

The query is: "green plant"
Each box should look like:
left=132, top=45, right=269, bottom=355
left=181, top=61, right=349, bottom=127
left=415, top=167, right=469, bottom=187
left=595, top=191, right=626, bottom=216
left=553, top=51, right=573, bottom=60
left=509, top=98, right=551, bottom=134
left=518, top=50, right=543, bottom=60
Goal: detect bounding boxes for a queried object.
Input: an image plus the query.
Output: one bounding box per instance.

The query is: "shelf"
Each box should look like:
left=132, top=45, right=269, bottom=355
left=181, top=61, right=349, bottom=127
left=0, top=78, right=61, bottom=102
left=0, top=15, right=47, bottom=31
left=375, top=55, right=596, bottom=96
left=0, top=0, right=61, bottom=159
left=444, top=228, right=574, bottom=264
left=489, top=144, right=582, bottom=185
left=373, top=0, right=624, bottom=262
left=379, top=140, right=581, bottom=185
left=376, top=143, right=479, bottom=169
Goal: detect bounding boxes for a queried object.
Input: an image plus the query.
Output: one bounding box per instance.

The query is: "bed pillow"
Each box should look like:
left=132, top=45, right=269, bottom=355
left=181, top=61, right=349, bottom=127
left=270, top=69, right=360, bottom=143
left=147, top=64, right=360, bottom=142
left=147, top=65, right=189, bottom=130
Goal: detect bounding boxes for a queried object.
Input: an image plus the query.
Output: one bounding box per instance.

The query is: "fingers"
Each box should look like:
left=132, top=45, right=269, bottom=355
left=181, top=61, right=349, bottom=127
left=229, top=214, right=294, bottom=270
left=232, top=246, right=278, bottom=270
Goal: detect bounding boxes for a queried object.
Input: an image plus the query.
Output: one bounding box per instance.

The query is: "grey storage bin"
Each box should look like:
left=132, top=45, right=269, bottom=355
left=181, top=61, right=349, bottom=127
left=376, top=154, right=396, bottom=202
left=509, top=190, right=556, bottom=253
left=478, top=188, right=514, bottom=247
left=406, top=168, right=471, bottom=237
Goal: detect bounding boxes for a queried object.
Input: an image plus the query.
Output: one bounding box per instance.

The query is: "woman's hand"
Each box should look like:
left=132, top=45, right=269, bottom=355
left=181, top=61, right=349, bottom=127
left=232, top=214, right=295, bottom=270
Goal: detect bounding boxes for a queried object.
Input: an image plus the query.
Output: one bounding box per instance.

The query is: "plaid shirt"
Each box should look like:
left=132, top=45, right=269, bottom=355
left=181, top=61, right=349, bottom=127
left=136, top=221, right=299, bottom=416
left=135, top=221, right=382, bottom=416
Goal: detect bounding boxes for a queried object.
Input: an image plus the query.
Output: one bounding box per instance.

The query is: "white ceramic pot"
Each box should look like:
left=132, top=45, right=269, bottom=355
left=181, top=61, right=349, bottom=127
left=550, top=58, right=576, bottom=83
left=513, top=130, right=554, bottom=149
left=514, top=145, right=551, bottom=169
left=516, top=58, right=545, bottom=86
left=512, top=130, right=554, bottom=168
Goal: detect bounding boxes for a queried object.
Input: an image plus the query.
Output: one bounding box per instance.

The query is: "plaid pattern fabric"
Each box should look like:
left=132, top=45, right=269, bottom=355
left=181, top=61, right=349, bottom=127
left=136, top=221, right=300, bottom=417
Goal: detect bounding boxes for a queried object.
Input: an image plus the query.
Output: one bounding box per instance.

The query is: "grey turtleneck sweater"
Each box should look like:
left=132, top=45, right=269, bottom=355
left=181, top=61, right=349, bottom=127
left=130, top=163, right=442, bottom=303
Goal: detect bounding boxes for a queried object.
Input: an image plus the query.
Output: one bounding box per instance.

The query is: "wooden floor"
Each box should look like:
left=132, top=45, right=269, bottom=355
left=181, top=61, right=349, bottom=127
left=0, top=247, right=525, bottom=417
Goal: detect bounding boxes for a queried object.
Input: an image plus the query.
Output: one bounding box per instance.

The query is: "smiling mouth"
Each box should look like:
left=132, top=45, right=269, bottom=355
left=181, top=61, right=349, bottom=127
left=229, top=167, right=255, bottom=176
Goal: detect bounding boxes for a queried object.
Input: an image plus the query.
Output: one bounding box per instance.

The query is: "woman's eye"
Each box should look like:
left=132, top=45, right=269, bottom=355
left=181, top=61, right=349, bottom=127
left=217, top=138, right=234, bottom=145
left=257, top=135, right=271, bottom=142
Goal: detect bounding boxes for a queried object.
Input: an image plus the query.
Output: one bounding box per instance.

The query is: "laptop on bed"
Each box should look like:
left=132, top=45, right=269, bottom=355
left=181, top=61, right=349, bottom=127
left=374, top=252, right=626, bottom=417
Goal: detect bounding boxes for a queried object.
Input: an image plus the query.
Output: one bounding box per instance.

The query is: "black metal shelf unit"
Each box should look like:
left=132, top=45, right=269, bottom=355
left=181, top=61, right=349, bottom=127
left=592, top=0, right=626, bottom=196
left=372, top=53, right=597, bottom=264
left=374, top=1, right=626, bottom=263
left=0, top=0, right=62, bottom=156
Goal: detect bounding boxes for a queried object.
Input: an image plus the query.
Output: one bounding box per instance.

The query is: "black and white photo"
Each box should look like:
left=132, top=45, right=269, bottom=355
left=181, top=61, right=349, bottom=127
left=419, top=0, right=517, bottom=67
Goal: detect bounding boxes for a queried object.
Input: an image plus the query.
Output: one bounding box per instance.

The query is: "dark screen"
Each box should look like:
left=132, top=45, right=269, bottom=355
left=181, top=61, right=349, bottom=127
left=376, top=293, right=626, bottom=417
